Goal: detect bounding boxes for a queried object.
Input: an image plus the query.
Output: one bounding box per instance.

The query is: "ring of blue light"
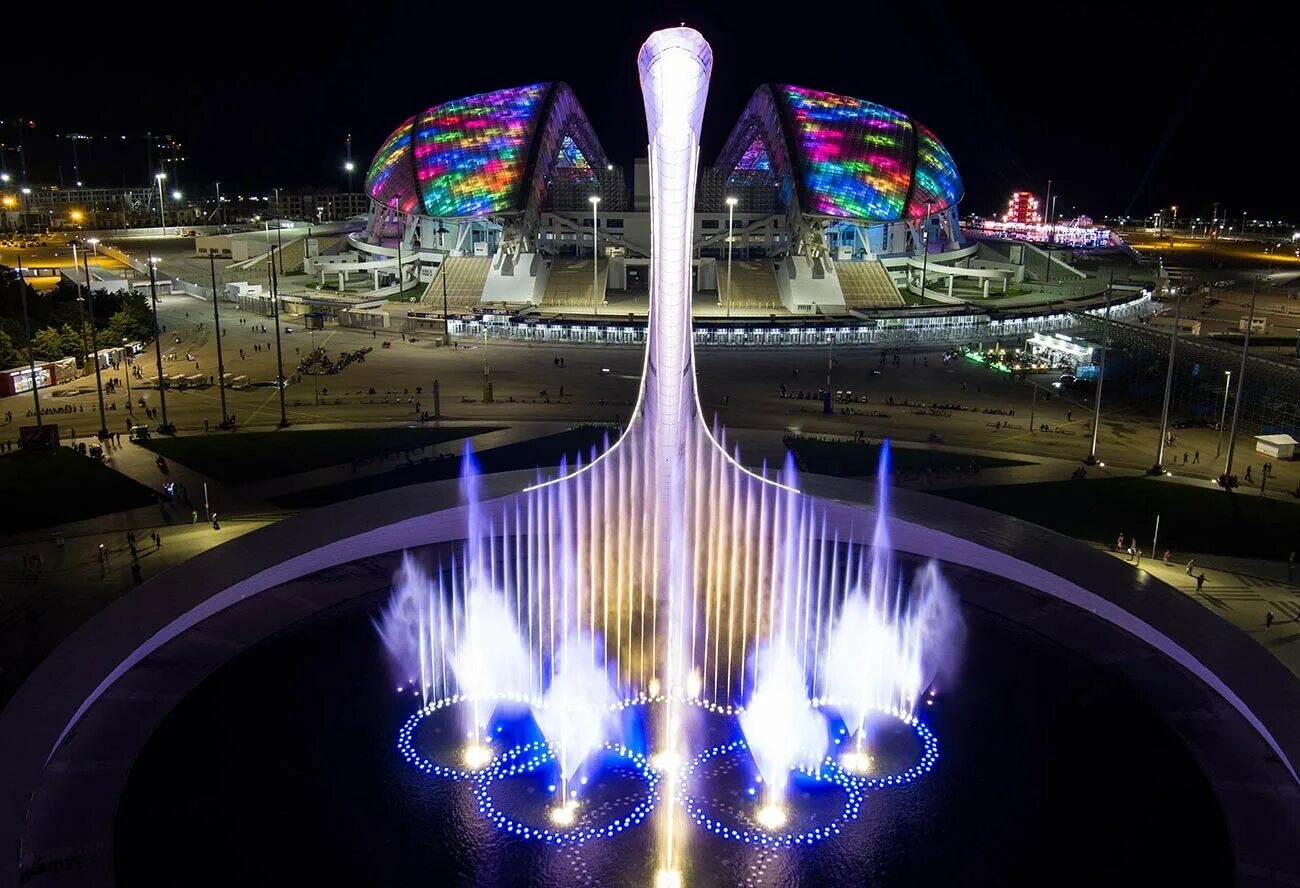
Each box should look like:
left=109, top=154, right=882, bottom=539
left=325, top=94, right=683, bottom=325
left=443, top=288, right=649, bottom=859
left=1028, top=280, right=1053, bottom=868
left=679, top=738, right=863, bottom=848
left=396, top=693, right=531, bottom=781
left=818, top=704, right=941, bottom=790
left=472, top=739, right=661, bottom=846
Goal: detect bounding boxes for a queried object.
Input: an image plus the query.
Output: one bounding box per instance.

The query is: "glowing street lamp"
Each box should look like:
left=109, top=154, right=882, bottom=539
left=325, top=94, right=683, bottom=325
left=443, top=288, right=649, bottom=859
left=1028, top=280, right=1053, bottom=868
left=725, top=196, right=737, bottom=317
left=589, top=195, right=602, bottom=315
left=344, top=159, right=355, bottom=192
left=70, top=210, right=84, bottom=225
left=87, top=237, right=99, bottom=257
left=155, top=173, right=168, bottom=235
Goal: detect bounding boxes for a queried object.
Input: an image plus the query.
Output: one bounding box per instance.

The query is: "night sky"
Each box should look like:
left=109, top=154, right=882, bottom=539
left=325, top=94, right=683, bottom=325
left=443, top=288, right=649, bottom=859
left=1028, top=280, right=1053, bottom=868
left=5, top=1, right=1297, bottom=219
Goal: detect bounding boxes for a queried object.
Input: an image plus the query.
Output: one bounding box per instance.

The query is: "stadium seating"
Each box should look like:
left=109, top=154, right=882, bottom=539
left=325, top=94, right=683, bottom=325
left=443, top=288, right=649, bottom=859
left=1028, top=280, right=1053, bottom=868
left=540, top=258, right=607, bottom=308
left=714, top=260, right=782, bottom=310
left=836, top=260, right=904, bottom=308
left=422, top=257, right=491, bottom=308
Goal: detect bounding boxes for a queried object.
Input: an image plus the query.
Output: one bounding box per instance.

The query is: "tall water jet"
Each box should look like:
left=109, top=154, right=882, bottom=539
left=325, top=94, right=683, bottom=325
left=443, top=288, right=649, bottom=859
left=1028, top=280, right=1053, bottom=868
left=739, top=643, right=829, bottom=827
left=534, top=632, right=618, bottom=820
left=823, top=441, right=965, bottom=770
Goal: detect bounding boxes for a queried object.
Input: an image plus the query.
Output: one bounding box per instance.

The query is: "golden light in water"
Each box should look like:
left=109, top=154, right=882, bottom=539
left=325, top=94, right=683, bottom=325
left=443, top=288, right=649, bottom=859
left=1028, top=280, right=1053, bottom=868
left=548, top=800, right=579, bottom=827
left=756, top=802, right=788, bottom=831
left=462, top=744, right=492, bottom=770
left=840, top=750, right=874, bottom=775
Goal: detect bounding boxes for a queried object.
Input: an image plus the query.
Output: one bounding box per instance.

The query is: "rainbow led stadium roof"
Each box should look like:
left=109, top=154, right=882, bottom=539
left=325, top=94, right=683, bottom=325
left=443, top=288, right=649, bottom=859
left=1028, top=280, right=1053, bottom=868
left=366, top=82, right=609, bottom=220
left=716, top=84, right=963, bottom=222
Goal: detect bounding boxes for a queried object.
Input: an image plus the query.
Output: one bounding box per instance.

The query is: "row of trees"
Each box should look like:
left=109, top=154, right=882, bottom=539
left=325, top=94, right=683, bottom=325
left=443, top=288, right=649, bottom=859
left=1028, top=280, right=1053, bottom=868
left=0, top=272, right=155, bottom=370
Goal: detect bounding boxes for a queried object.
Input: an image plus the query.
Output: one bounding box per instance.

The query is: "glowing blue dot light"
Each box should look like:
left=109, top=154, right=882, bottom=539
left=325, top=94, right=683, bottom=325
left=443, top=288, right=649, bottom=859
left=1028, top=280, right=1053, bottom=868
left=471, top=740, right=660, bottom=847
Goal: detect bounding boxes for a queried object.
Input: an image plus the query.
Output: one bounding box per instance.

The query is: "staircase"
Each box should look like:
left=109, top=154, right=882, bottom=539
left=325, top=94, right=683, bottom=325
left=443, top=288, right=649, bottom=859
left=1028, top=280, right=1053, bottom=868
left=836, top=260, right=904, bottom=308
left=715, top=260, right=782, bottom=311
left=421, top=257, right=491, bottom=308
left=540, top=258, right=607, bottom=309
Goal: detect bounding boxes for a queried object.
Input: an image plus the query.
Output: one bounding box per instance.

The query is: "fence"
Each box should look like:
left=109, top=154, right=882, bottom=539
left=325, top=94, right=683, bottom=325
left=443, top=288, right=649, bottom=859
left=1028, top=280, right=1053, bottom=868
left=443, top=292, right=1153, bottom=347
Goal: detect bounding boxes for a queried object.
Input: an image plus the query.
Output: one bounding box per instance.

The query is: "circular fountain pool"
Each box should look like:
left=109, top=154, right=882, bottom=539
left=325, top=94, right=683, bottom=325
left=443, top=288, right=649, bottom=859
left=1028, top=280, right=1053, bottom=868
left=115, top=567, right=1232, bottom=887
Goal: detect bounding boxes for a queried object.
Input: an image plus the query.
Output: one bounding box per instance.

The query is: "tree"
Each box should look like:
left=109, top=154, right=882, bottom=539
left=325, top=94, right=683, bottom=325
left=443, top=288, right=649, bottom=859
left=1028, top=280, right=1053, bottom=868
left=31, top=327, right=66, bottom=361
left=0, top=329, right=18, bottom=369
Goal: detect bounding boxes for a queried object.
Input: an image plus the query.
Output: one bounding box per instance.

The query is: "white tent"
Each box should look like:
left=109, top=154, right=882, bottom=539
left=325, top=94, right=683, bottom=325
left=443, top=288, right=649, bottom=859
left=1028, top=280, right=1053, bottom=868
left=1254, top=434, right=1297, bottom=460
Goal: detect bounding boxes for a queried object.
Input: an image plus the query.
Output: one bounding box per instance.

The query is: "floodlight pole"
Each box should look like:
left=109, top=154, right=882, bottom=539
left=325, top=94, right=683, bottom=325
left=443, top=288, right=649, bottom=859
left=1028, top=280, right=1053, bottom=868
left=1086, top=277, right=1113, bottom=463
left=725, top=196, right=737, bottom=318
left=82, top=250, right=109, bottom=438
left=1221, top=276, right=1257, bottom=487
left=269, top=247, right=289, bottom=427
left=15, top=255, right=41, bottom=426
left=590, top=195, right=601, bottom=316
left=210, top=254, right=229, bottom=427
left=1150, top=289, right=1183, bottom=473
left=918, top=200, right=932, bottom=300
left=147, top=252, right=171, bottom=432
left=1215, top=370, right=1231, bottom=458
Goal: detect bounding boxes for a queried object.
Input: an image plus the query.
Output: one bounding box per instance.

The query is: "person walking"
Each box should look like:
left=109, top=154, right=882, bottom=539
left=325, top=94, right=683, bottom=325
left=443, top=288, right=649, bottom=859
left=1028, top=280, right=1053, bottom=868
left=1186, top=558, right=1195, bottom=575
left=1195, top=572, right=1206, bottom=592
left=191, top=509, right=198, bottom=524
left=1193, top=450, right=1199, bottom=464
left=1266, top=610, right=1275, bottom=630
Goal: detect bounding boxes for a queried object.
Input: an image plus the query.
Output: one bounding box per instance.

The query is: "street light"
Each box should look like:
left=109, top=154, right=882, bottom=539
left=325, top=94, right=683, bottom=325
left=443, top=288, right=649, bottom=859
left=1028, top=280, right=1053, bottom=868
left=918, top=199, right=933, bottom=299
left=589, top=195, right=601, bottom=315
left=1215, top=370, right=1231, bottom=458
left=344, top=160, right=355, bottom=192
left=87, top=237, right=99, bottom=257
left=155, top=173, right=167, bottom=235
left=147, top=253, right=172, bottom=433
left=435, top=221, right=451, bottom=345
left=725, top=196, right=737, bottom=318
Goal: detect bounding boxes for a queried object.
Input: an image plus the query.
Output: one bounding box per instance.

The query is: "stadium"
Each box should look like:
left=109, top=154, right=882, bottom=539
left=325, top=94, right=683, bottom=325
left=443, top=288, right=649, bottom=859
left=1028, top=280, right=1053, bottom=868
left=340, top=80, right=1127, bottom=331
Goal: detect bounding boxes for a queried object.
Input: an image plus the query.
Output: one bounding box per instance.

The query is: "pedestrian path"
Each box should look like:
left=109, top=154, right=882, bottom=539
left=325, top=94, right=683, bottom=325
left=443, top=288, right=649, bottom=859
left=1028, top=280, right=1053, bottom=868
left=1098, top=545, right=1300, bottom=678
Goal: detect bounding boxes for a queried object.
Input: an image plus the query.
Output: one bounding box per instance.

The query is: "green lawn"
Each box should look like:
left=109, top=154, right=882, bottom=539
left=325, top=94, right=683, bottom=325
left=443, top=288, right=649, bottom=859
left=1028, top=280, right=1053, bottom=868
left=936, top=476, right=1300, bottom=559
left=140, top=426, right=502, bottom=485
left=786, top=437, right=1031, bottom=478
left=0, top=449, right=158, bottom=534
left=273, top=425, right=615, bottom=509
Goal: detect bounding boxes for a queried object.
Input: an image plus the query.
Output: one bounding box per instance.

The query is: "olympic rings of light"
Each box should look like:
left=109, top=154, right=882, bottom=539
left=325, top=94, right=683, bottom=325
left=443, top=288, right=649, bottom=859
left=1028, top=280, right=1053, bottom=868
left=471, top=740, right=661, bottom=846
left=396, top=693, right=538, bottom=781
left=678, top=739, right=863, bottom=848
left=814, top=701, right=941, bottom=790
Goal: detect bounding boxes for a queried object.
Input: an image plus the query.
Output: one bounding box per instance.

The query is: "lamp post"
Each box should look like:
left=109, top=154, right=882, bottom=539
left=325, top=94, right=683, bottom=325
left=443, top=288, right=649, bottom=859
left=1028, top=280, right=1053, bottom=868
left=81, top=249, right=109, bottom=438
left=14, top=255, right=41, bottom=426
left=1151, top=289, right=1183, bottom=473
left=269, top=247, right=289, bottom=427
left=155, top=173, right=167, bottom=234
left=214, top=181, right=223, bottom=230
left=87, top=236, right=99, bottom=257
left=1215, top=370, right=1231, bottom=458
left=436, top=221, right=451, bottom=345
left=147, top=252, right=172, bottom=433
left=589, top=195, right=601, bottom=315
left=1171, top=205, right=1178, bottom=233
left=1085, top=274, right=1112, bottom=464
left=345, top=160, right=355, bottom=192
left=1221, top=277, right=1257, bottom=487
left=209, top=254, right=229, bottom=427
left=725, top=196, right=737, bottom=318
left=918, top=199, right=932, bottom=300
left=20, top=187, right=31, bottom=235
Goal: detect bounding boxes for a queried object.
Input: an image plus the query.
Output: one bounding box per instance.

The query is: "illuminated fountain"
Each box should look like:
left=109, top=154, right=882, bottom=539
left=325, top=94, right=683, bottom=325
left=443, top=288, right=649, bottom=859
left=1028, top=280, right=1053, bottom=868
left=378, top=25, right=964, bottom=880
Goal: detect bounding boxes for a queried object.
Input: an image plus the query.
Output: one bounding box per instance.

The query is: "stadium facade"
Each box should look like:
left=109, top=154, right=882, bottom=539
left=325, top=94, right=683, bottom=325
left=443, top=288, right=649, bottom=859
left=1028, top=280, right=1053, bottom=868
left=345, top=79, right=990, bottom=314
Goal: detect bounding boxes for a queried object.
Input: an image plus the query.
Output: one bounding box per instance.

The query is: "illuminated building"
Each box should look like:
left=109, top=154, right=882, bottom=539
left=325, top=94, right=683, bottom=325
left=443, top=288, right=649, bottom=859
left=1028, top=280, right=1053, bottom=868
left=354, top=78, right=970, bottom=312
left=1003, top=191, right=1041, bottom=224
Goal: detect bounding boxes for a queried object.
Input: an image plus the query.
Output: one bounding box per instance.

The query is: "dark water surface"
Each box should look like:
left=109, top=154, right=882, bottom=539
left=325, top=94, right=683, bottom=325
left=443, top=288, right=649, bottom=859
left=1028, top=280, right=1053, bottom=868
left=116, top=584, right=1232, bottom=887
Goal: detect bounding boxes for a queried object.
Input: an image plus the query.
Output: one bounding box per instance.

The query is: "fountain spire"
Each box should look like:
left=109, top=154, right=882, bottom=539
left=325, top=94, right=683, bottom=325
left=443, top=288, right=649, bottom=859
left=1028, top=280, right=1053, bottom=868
left=637, top=27, right=713, bottom=886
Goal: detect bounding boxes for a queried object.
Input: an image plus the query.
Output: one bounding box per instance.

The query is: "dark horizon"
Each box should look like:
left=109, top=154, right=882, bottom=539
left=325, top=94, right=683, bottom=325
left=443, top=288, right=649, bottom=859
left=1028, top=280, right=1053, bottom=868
left=4, top=1, right=1297, bottom=220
